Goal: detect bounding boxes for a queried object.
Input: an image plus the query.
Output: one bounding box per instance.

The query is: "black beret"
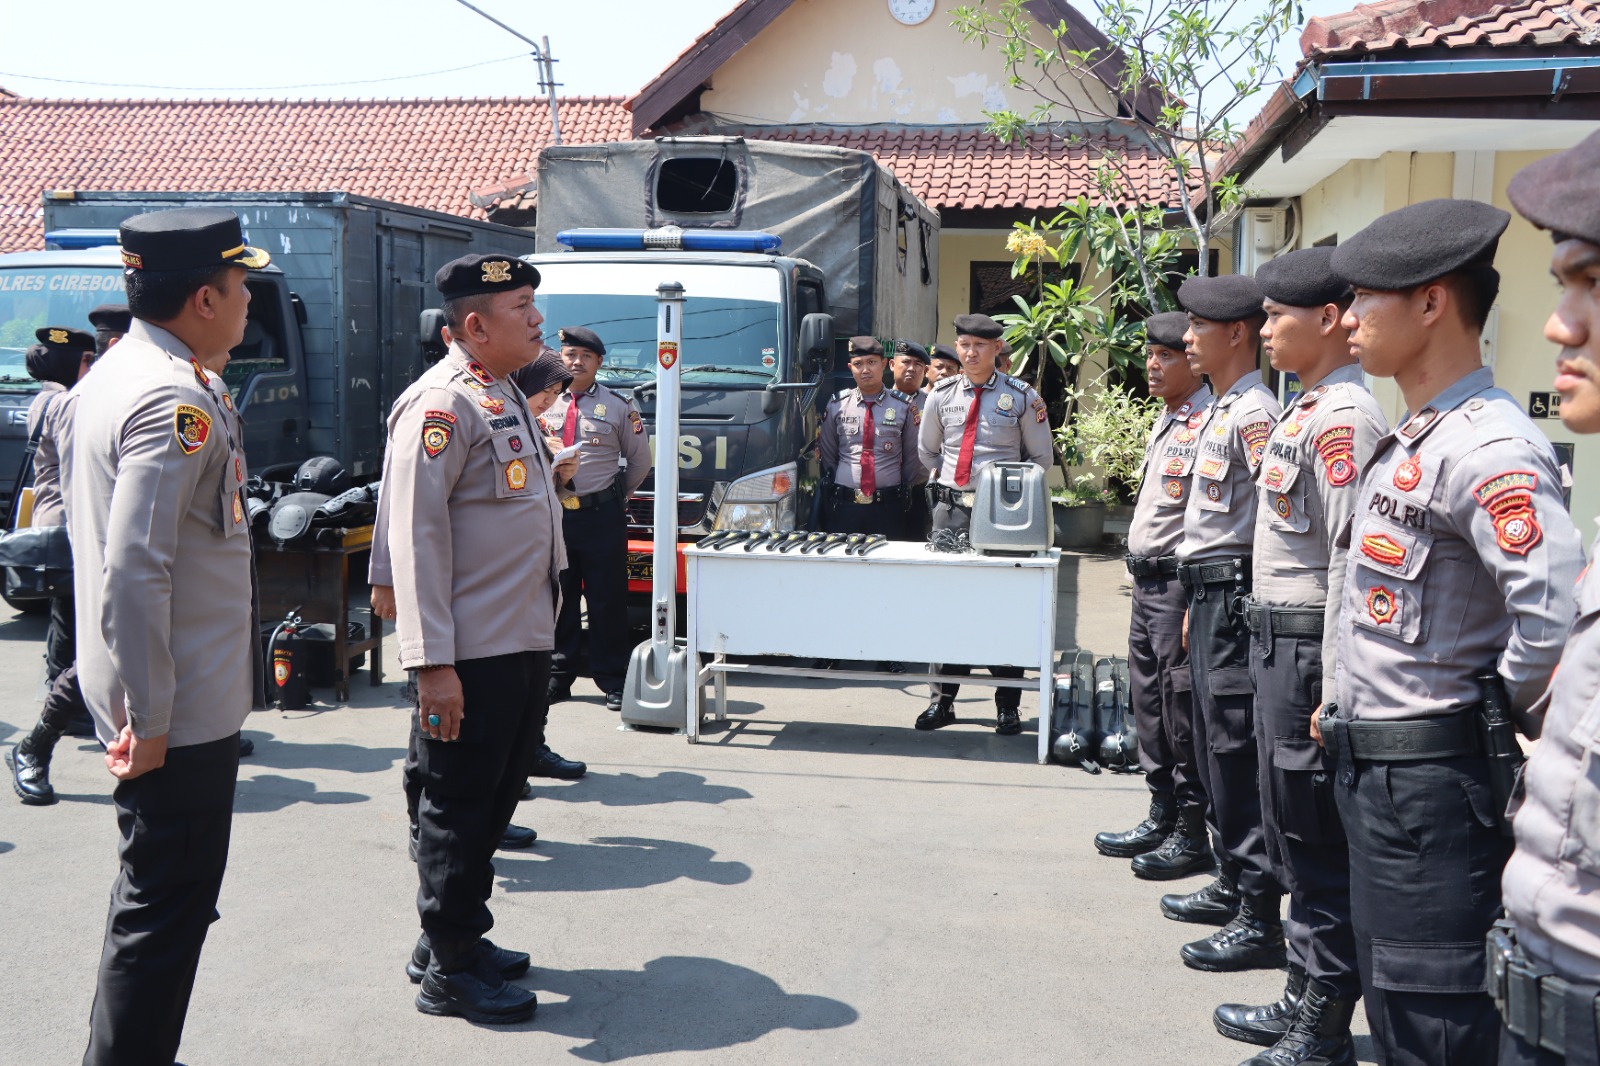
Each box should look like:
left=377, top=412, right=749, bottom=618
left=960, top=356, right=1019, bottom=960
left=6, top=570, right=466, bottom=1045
left=27, top=327, right=92, bottom=388
left=35, top=325, right=94, bottom=353
left=88, top=303, right=132, bottom=334
left=1256, top=247, right=1351, bottom=308
left=557, top=326, right=606, bottom=357
left=930, top=343, right=961, bottom=364
left=847, top=336, right=884, bottom=356
left=119, top=208, right=270, bottom=273
left=1331, top=198, right=1509, bottom=290
left=434, top=254, right=541, bottom=299
left=1508, top=130, right=1600, bottom=248
left=952, top=313, right=1004, bottom=339
left=892, top=340, right=929, bottom=363
left=1177, top=274, right=1265, bottom=322
left=510, top=349, right=573, bottom=397
left=1143, top=311, right=1189, bottom=350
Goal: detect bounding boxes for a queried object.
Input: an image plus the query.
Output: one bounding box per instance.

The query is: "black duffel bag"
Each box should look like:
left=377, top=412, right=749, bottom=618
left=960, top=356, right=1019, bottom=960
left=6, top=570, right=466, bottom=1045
left=0, top=524, right=73, bottom=600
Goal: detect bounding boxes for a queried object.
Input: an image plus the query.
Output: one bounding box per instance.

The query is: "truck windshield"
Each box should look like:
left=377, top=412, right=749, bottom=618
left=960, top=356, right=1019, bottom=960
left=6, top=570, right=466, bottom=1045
left=0, top=266, right=126, bottom=390
left=533, top=262, right=783, bottom=388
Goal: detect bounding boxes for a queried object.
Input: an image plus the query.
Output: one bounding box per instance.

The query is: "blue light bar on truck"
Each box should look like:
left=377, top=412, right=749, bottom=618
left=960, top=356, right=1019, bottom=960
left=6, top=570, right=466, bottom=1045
left=556, top=227, right=781, bottom=253
left=44, top=229, right=121, bottom=250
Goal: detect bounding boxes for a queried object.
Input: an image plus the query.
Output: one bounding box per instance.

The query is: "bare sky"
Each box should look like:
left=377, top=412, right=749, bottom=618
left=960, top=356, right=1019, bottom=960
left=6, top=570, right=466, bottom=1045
left=1, top=0, right=1353, bottom=115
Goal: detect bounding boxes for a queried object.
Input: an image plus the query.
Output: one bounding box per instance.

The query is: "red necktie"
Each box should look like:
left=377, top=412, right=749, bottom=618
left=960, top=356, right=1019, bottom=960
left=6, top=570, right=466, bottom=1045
left=561, top=394, right=579, bottom=447
left=860, top=397, right=877, bottom=497
left=953, top=384, right=983, bottom=486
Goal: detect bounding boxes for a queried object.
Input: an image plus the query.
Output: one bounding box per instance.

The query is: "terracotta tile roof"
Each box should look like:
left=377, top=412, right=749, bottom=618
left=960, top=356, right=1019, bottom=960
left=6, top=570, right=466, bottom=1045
left=0, top=96, right=632, bottom=253
left=653, top=123, right=1186, bottom=212
left=1302, top=0, right=1600, bottom=57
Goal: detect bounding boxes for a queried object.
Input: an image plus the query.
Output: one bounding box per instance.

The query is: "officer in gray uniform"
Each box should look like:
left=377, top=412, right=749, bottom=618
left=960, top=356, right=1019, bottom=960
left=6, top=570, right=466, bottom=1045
left=928, top=343, right=962, bottom=389
left=1215, top=248, right=1387, bottom=1064
left=1168, top=274, right=1286, bottom=973
left=1497, top=128, right=1600, bottom=1066
left=890, top=339, right=929, bottom=398
left=917, top=313, right=1053, bottom=736
left=1095, top=312, right=1215, bottom=876
left=388, top=254, right=564, bottom=1024
left=1320, top=199, right=1582, bottom=1066
left=542, top=326, right=651, bottom=711
left=819, top=336, right=922, bottom=538
left=68, top=209, right=267, bottom=1066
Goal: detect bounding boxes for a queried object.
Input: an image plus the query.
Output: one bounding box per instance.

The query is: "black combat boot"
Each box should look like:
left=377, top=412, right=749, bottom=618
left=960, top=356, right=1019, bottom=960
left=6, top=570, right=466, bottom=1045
left=915, top=696, right=955, bottom=731
left=7, top=725, right=61, bottom=805
left=1160, top=872, right=1240, bottom=925
left=1181, top=892, right=1288, bottom=972
left=1095, top=792, right=1177, bottom=858
left=1132, top=804, right=1213, bottom=880
left=1240, top=980, right=1357, bottom=1066
left=415, top=963, right=537, bottom=1023
left=1215, top=963, right=1306, bottom=1046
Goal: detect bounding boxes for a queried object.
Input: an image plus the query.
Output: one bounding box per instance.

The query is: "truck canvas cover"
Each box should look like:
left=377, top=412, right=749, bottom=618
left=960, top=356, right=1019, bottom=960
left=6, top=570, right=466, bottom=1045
left=534, top=138, right=938, bottom=341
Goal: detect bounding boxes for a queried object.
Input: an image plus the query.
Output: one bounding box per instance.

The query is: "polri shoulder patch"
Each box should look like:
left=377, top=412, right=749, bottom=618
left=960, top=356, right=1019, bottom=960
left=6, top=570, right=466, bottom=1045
left=174, top=404, right=211, bottom=455
left=422, top=409, right=456, bottom=459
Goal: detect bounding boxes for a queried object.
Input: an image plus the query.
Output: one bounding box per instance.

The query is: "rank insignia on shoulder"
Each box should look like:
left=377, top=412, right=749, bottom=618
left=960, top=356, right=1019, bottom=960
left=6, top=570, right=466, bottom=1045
left=479, top=395, right=505, bottom=415
left=504, top=458, right=528, bottom=492
left=466, top=361, right=495, bottom=386
left=1176, top=402, right=1192, bottom=419
left=1393, top=454, right=1422, bottom=492
left=1474, top=470, right=1542, bottom=555
left=1400, top=407, right=1438, bottom=439
left=189, top=359, right=210, bottom=389
left=594, top=403, right=606, bottom=418
left=174, top=404, right=211, bottom=455
left=1365, top=585, right=1398, bottom=626
left=422, top=410, right=456, bottom=459
left=997, top=394, right=1014, bottom=412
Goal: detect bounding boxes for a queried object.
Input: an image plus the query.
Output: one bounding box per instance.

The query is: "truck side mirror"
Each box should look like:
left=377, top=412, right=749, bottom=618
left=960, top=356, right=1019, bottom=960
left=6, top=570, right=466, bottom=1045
left=419, top=308, right=447, bottom=363
left=798, top=313, right=834, bottom=372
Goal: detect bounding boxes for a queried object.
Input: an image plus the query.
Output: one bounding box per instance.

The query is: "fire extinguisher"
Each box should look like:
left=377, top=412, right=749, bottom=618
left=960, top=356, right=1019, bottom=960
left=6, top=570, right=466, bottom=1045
left=267, top=609, right=310, bottom=710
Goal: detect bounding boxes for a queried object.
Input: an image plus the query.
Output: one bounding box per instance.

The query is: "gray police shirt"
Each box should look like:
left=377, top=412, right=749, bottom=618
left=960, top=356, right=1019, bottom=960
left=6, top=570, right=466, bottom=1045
left=1126, top=384, right=1213, bottom=559
left=1333, top=367, right=1582, bottom=722
left=540, top=381, right=651, bottom=499
left=1176, top=370, right=1283, bottom=562
left=917, top=371, right=1053, bottom=483
left=820, top=386, right=922, bottom=490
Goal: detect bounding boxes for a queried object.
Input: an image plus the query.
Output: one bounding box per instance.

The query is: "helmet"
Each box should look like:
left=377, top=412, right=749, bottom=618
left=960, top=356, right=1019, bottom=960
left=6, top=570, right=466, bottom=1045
left=293, top=456, right=349, bottom=496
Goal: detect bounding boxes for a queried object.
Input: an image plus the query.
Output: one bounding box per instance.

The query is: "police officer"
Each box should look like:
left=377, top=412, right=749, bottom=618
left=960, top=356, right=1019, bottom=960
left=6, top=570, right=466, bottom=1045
left=1166, top=274, right=1286, bottom=972
left=1094, top=312, right=1215, bottom=878
left=1214, top=248, right=1387, bottom=1064
left=1498, top=128, right=1600, bottom=1066
left=543, top=326, right=651, bottom=712
left=916, top=313, right=1052, bottom=735
left=890, top=339, right=929, bottom=397
left=68, top=208, right=267, bottom=1065
left=1318, top=199, right=1582, bottom=1066
left=928, top=343, right=962, bottom=389
left=819, top=336, right=921, bottom=538
left=388, top=253, right=564, bottom=1024
left=5, top=326, right=95, bottom=804
left=88, top=302, right=131, bottom=357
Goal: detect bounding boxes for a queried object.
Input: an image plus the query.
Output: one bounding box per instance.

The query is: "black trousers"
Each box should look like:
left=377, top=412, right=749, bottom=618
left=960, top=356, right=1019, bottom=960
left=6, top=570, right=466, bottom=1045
left=1128, top=575, right=1199, bottom=807
left=1328, top=739, right=1513, bottom=1066
left=1185, top=578, right=1274, bottom=897
left=931, top=500, right=1023, bottom=710
left=553, top=500, right=630, bottom=693
left=414, top=651, right=549, bottom=971
left=47, top=590, right=74, bottom=682
left=84, top=733, right=241, bottom=1066
left=1250, top=626, right=1358, bottom=997
left=822, top=496, right=907, bottom=539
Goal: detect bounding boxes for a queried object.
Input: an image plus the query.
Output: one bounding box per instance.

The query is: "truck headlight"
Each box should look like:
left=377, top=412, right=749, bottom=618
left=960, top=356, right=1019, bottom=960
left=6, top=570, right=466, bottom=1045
left=711, top=462, right=797, bottom=532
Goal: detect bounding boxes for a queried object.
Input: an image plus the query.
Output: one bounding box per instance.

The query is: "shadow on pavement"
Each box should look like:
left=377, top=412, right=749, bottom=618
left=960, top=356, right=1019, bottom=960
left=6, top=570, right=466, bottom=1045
left=495, top=836, right=750, bottom=894
left=523, top=771, right=752, bottom=808
left=234, top=773, right=369, bottom=813
left=0, top=613, right=49, bottom=643
left=241, top=734, right=406, bottom=775
left=0, top=841, right=13, bottom=856
left=512, top=955, right=857, bottom=1060
left=703, top=715, right=1044, bottom=764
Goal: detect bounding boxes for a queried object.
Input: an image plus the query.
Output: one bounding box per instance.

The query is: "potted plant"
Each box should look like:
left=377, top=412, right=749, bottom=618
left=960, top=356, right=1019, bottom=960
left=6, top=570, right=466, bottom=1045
left=1052, top=374, right=1161, bottom=550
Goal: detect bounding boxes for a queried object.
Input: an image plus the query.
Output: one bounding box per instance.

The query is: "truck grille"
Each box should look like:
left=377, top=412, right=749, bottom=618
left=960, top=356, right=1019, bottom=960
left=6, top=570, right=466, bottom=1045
left=626, top=491, right=707, bottom=533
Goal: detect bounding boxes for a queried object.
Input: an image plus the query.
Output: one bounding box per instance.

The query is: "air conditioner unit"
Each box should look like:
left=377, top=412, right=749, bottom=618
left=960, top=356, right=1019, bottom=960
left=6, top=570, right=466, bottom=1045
left=1235, top=205, right=1290, bottom=276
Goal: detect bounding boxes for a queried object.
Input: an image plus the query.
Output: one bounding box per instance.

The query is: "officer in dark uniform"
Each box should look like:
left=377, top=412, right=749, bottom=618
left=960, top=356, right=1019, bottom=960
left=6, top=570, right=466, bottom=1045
left=388, top=254, right=564, bottom=1024
left=1168, top=274, right=1286, bottom=973
left=1498, top=129, right=1600, bottom=1066
left=890, top=339, right=929, bottom=397
left=1215, top=248, right=1386, bottom=1064
left=1321, top=199, right=1582, bottom=1066
left=1094, top=312, right=1214, bottom=876
left=68, top=209, right=268, bottom=1066
left=916, top=313, right=1053, bottom=736
left=819, top=336, right=921, bottom=538
left=543, top=326, right=651, bottom=712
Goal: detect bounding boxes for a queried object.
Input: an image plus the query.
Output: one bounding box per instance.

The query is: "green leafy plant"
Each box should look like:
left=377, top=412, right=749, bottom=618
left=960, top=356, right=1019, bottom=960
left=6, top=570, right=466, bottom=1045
left=1053, top=373, right=1162, bottom=503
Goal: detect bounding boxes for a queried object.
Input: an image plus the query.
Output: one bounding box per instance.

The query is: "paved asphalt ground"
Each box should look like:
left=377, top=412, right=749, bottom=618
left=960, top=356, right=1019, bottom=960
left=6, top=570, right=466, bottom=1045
left=0, top=551, right=1373, bottom=1065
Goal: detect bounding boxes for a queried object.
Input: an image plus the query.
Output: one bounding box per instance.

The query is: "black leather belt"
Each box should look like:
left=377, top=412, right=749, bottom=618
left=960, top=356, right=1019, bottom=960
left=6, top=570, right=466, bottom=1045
left=1323, top=709, right=1483, bottom=762
left=1490, top=920, right=1600, bottom=1060
left=1177, top=557, right=1249, bottom=588
left=561, top=486, right=622, bottom=512
left=932, top=483, right=975, bottom=510
left=1245, top=600, right=1324, bottom=637
left=1125, top=554, right=1179, bottom=579
left=831, top=485, right=906, bottom=505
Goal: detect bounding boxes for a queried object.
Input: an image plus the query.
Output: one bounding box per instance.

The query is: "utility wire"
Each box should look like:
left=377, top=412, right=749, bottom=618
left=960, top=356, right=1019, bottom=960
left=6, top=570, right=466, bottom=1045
left=0, top=53, right=533, bottom=93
